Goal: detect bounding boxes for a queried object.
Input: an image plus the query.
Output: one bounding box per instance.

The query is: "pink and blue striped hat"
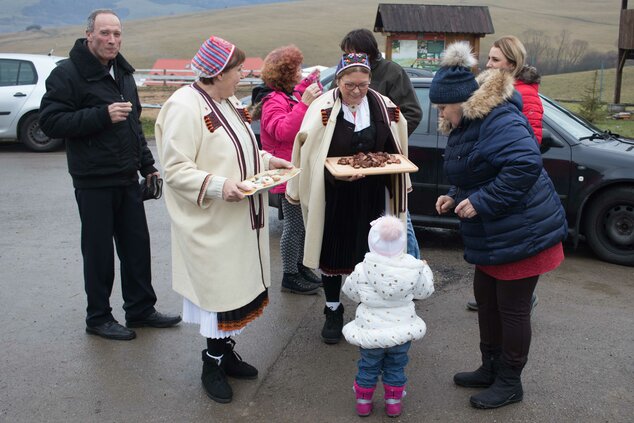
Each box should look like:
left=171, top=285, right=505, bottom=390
left=191, top=36, right=236, bottom=78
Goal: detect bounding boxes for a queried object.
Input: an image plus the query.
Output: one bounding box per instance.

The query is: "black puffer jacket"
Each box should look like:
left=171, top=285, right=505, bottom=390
left=40, top=38, right=156, bottom=188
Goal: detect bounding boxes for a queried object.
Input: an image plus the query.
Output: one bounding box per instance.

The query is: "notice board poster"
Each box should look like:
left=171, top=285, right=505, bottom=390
left=391, top=35, right=446, bottom=71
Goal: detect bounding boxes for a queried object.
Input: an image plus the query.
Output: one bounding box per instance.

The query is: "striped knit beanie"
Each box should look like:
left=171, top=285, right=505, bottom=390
left=191, top=36, right=236, bottom=78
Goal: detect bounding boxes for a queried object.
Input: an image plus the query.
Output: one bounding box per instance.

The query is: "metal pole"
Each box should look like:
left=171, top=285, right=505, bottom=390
left=599, top=61, right=604, bottom=103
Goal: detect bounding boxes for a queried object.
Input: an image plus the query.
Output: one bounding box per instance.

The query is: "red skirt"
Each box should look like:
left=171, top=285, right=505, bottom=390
left=476, top=242, right=564, bottom=281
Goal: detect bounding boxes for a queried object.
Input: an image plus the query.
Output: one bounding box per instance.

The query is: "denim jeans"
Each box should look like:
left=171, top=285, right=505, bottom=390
left=355, top=342, right=411, bottom=388
left=406, top=210, right=420, bottom=259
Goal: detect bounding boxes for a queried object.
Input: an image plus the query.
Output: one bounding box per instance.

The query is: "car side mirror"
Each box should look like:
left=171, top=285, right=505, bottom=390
left=540, top=128, right=564, bottom=153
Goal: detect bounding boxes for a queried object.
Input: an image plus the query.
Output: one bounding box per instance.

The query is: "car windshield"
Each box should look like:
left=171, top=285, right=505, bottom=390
left=541, top=95, right=604, bottom=140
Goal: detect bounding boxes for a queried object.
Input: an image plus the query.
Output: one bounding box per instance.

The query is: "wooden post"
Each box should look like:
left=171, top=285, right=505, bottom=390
left=614, top=49, right=625, bottom=104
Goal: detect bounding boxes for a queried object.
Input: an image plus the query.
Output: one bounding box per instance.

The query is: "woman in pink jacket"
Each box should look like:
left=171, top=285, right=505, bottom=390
left=252, top=45, right=323, bottom=294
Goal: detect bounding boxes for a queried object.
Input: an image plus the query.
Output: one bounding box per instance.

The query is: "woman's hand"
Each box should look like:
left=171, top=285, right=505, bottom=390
left=222, top=179, right=247, bottom=202
left=455, top=198, right=478, bottom=219
left=435, top=195, right=455, bottom=215
left=269, top=156, right=293, bottom=170
left=301, top=82, right=322, bottom=106
left=335, top=174, right=365, bottom=182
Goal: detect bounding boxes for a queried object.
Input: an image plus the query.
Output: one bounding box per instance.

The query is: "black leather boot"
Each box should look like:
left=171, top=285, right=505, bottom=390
left=454, top=343, right=501, bottom=388
left=470, top=359, right=524, bottom=409
left=321, top=304, right=344, bottom=344
left=221, top=338, right=258, bottom=379
left=281, top=272, right=321, bottom=295
left=201, top=350, right=232, bottom=403
left=297, top=263, right=322, bottom=286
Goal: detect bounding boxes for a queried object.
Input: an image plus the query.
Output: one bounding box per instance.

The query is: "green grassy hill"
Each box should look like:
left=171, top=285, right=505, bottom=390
left=2, top=0, right=631, bottom=104
left=0, top=0, right=624, bottom=67
left=541, top=67, right=634, bottom=104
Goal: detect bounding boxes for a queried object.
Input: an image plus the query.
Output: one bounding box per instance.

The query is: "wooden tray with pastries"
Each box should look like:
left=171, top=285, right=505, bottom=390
left=325, top=153, right=418, bottom=177
left=240, top=167, right=301, bottom=196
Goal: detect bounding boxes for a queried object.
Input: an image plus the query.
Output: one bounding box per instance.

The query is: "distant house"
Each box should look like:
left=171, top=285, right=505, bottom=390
left=146, top=57, right=263, bottom=86
left=242, top=57, right=264, bottom=77
left=374, top=3, right=494, bottom=71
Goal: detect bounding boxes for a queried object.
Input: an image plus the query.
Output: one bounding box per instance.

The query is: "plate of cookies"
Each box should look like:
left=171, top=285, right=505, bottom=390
left=240, top=167, right=301, bottom=196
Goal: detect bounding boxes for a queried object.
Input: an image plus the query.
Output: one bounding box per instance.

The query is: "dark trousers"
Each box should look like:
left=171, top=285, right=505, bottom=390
left=75, top=184, right=157, bottom=327
left=474, top=268, right=539, bottom=368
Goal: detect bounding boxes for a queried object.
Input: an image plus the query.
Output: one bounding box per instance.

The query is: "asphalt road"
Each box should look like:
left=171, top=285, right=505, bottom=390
left=1, top=142, right=632, bottom=422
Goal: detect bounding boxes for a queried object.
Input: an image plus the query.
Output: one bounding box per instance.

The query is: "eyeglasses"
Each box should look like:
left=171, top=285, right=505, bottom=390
left=343, top=82, right=370, bottom=91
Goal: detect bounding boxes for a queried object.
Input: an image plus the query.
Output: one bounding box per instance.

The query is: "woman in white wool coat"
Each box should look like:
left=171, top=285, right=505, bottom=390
left=155, top=36, right=292, bottom=405
left=341, top=215, right=434, bottom=418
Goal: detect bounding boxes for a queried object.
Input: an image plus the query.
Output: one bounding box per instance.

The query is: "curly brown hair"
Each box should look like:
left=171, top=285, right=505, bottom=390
left=261, top=45, right=303, bottom=93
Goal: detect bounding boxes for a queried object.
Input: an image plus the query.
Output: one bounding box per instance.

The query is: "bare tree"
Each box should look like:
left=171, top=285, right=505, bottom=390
left=565, top=39, right=589, bottom=69
left=522, top=29, right=551, bottom=66
left=553, top=29, right=571, bottom=73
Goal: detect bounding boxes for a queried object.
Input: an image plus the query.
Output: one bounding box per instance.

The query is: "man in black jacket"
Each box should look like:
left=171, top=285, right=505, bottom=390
left=40, top=9, right=180, bottom=340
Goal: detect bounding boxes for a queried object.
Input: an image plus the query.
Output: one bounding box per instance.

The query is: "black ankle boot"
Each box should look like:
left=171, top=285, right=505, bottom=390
left=454, top=343, right=501, bottom=388
left=470, top=359, right=524, bottom=409
left=281, top=272, right=321, bottom=295
left=201, top=350, right=232, bottom=403
left=297, top=263, right=322, bottom=286
left=321, top=304, right=344, bottom=344
left=221, top=338, right=258, bottom=379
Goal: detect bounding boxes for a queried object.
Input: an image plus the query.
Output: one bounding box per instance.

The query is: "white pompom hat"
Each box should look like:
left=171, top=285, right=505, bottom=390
left=368, top=215, right=407, bottom=257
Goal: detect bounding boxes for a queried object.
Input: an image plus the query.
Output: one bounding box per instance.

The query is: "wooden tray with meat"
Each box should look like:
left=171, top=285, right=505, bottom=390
left=324, top=153, right=418, bottom=177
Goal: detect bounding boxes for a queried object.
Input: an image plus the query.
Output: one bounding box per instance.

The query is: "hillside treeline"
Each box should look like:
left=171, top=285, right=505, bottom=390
left=20, top=0, right=288, bottom=28
left=480, top=29, right=617, bottom=75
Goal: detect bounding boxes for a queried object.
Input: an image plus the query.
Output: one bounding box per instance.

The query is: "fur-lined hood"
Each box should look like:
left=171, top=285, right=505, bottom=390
left=438, top=69, right=516, bottom=134
left=517, top=65, right=541, bottom=85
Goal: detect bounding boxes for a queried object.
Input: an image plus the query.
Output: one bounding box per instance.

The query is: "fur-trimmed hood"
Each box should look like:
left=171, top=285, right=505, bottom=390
left=517, top=65, right=541, bottom=85
left=438, top=69, right=516, bottom=134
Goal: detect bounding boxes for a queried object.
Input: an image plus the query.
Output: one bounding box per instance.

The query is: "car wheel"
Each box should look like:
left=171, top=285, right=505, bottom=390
left=19, top=113, right=64, bottom=152
left=584, top=186, right=634, bottom=266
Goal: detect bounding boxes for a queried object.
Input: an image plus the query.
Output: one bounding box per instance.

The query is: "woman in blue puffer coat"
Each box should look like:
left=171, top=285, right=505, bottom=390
left=431, top=42, right=567, bottom=410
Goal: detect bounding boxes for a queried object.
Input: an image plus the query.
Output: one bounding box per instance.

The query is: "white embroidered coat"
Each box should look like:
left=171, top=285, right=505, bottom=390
left=342, top=252, right=434, bottom=349
left=155, top=86, right=271, bottom=312
left=286, top=88, right=411, bottom=269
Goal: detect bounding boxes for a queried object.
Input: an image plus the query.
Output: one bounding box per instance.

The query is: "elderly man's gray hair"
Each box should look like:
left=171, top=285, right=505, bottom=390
left=86, top=9, right=120, bottom=33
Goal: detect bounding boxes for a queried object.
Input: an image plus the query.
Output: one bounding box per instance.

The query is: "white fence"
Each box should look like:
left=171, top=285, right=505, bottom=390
left=134, top=69, right=262, bottom=88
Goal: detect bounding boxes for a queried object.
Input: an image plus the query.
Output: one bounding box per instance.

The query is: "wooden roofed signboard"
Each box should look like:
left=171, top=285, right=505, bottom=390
left=374, top=3, right=494, bottom=71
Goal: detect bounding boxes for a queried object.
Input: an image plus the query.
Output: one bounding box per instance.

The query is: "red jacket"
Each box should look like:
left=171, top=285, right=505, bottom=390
left=514, top=66, right=543, bottom=144
left=260, top=78, right=311, bottom=194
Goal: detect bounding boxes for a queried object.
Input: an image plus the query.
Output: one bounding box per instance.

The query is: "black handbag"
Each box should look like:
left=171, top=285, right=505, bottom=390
left=140, top=174, right=163, bottom=200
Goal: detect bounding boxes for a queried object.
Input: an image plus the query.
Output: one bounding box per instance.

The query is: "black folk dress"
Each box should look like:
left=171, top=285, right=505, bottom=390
left=319, top=94, right=399, bottom=275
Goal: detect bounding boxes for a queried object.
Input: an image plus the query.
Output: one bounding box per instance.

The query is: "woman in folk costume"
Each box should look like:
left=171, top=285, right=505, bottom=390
left=286, top=53, right=410, bottom=345
left=155, top=36, right=293, bottom=404
left=431, top=42, right=566, bottom=409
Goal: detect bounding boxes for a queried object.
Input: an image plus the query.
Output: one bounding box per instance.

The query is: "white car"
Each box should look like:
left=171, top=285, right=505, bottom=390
left=0, top=53, right=66, bottom=151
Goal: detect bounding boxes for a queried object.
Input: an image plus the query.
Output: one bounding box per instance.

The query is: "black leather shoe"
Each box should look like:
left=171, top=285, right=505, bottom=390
left=297, top=264, right=322, bottom=286
left=126, top=311, right=182, bottom=328
left=321, top=304, right=344, bottom=344
left=201, top=350, right=233, bottom=403
left=86, top=321, right=136, bottom=341
left=281, top=273, right=321, bottom=295
left=222, top=338, right=258, bottom=379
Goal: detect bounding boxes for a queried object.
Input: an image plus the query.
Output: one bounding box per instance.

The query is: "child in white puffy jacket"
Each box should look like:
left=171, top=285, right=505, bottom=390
left=341, top=215, right=434, bottom=418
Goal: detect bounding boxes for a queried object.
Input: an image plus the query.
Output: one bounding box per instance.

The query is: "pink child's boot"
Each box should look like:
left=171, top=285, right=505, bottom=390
left=353, top=381, right=376, bottom=416
left=383, top=384, right=406, bottom=417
